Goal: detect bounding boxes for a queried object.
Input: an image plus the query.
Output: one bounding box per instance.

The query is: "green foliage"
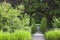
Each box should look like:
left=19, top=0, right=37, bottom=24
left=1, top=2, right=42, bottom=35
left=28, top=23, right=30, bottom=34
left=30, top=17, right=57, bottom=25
left=20, top=14, right=30, bottom=28
left=45, top=29, right=60, bottom=40
left=31, top=18, right=36, bottom=34
left=0, top=30, right=10, bottom=40
left=24, top=0, right=60, bottom=28
left=13, top=30, right=32, bottom=40
left=31, top=26, right=36, bottom=34
left=40, top=17, right=47, bottom=33
left=24, top=0, right=60, bottom=15
left=52, top=17, right=60, bottom=28
left=0, top=30, right=32, bottom=40
left=0, top=2, right=30, bottom=32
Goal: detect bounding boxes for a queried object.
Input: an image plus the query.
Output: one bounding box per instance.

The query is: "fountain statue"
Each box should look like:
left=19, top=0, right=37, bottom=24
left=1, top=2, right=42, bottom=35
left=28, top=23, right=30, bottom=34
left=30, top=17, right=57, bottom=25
left=36, top=24, right=40, bottom=33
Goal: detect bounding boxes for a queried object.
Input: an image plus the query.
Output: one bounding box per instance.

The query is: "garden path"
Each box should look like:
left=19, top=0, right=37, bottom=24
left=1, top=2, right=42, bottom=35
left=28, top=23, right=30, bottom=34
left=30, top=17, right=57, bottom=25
left=32, top=32, right=45, bottom=40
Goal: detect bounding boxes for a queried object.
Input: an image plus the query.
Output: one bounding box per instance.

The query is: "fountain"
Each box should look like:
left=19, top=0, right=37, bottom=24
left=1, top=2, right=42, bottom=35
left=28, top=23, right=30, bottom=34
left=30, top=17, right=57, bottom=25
left=36, top=24, right=40, bottom=33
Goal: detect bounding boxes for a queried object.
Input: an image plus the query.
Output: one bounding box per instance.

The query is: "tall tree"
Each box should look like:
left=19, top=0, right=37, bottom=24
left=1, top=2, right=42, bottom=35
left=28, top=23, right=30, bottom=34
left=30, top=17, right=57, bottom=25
left=24, top=0, right=60, bottom=28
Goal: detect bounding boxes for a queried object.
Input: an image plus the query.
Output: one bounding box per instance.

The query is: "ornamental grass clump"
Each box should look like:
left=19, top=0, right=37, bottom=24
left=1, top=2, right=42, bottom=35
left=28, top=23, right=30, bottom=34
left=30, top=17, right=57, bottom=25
left=0, top=30, right=32, bottom=40
left=45, top=29, right=60, bottom=40
left=13, top=30, right=32, bottom=40
left=0, top=31, right=11, bottom=40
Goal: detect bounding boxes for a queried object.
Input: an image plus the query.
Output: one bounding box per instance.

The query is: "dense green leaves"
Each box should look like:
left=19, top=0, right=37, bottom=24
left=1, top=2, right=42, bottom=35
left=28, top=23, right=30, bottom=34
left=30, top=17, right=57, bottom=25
left=24, top=0, right=60, bottom=23
left=0, top=2, right=30, bottom=32
left=45, top=29, right=60, bottom=40
left=40, top=17, right=47, bottom=33
left=52, top=17, right=60, bottom=28
left=0, top=30, right=32, bottom=40
left=24, top=0, right=60, bottom=14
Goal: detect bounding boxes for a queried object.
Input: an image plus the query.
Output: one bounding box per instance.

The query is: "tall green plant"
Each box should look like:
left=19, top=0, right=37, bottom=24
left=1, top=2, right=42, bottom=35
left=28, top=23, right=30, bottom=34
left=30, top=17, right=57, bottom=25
left=31, top=18, right=36, bottom=34
left=0, top=30, right=32, bottom=40
left=40, top=17, right=47, bottom=33
left=45, top=29, right=60, bottom=40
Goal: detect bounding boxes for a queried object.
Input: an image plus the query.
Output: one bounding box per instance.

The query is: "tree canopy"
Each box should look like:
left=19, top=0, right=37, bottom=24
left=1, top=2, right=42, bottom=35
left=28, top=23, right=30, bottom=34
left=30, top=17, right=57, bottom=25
left=24, top=0, right=60, bottom=28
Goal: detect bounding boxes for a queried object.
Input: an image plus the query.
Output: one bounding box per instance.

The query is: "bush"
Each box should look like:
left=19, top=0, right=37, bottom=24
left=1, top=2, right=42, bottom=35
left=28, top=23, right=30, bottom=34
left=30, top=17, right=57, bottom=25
left=0, top=2, right=30, bottom=32
left=40, top=17, right=47, bottom=33
left=45, top=29, right=60, bottom=40
left=0, top=30, right=32, bottom=40
left=31, top=18, right=36, bottom=34
left=52, top=17, right=60, bottom=28
left=31, top=26, right=36, bottom=34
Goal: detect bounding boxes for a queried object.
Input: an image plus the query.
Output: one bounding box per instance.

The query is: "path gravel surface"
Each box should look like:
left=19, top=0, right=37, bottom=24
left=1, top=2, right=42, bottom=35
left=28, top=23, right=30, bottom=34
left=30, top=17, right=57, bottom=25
left=32, top=33, right=45, bottom=40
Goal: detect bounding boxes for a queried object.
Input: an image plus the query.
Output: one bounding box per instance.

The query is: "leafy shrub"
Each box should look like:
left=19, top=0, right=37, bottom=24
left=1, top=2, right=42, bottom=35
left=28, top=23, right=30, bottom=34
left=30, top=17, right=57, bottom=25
left=52, top=17, right=60, bottom=28
left=31, top=18, right=36, bottom=34
left=40, top=17, right=47, bottom=33
left=0, top=30, right=32, bottom=40
left=0, top=2, right=30, bottom=32
left=19, top=14, right=30, bottom=30
left=31, top=26, right=36, bottom=34
left=45, top=29, right=60, bottom=40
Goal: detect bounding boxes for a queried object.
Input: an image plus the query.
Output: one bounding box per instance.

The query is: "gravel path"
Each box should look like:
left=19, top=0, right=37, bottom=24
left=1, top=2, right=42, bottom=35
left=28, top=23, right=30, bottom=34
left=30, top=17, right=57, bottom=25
left=32, top=33, right=45, bottom=40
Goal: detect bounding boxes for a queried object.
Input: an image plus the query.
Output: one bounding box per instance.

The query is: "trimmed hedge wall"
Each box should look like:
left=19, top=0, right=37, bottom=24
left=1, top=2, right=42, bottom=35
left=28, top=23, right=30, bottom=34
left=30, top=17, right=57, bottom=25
left=45, top=29, right=60, bottom=40
left=0, top=30, right=32, bottom=40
